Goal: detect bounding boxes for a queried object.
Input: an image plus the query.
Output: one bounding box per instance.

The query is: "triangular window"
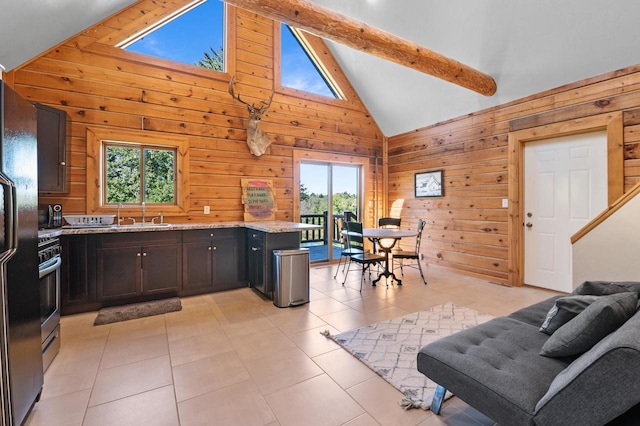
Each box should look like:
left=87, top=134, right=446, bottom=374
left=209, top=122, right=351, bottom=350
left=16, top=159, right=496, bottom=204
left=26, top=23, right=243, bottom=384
left=281, top=24, right=341, bottom=99
left=118, top=0, right=225, bottom=71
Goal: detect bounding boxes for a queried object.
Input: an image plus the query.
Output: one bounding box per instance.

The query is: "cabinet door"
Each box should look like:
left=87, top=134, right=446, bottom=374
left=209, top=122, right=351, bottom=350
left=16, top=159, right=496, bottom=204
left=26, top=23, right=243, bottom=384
left=182, top=241, right=213, bottom=291
left=247, top=234, right=266, bottom=292
left=211, top=237, right=238, bottom=290
left=97, top=247, right=141, bottom=301
left=36, top=103, right=67, bottom=193
left=142, top=244, right=182, bottom=295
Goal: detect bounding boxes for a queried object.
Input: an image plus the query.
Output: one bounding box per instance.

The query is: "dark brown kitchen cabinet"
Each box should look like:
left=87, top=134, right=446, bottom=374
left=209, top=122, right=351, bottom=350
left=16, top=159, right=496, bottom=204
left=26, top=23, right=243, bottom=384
left=35, top=103, right=67, bottom=193
left=182, top=228, right=246, bottom=295
left=60, top=234, right=99, bottom=315
left=246, top=230, right=300, bottom=299
left=96, top=231, right=182, bottom=302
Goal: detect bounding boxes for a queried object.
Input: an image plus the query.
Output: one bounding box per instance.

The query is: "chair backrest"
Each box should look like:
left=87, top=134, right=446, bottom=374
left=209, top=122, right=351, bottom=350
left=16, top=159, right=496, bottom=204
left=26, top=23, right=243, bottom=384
left=345, top=221, right=364, bottom=249
left=414, top=219, right=426, bottom=252
left=379, top=217, right=401, bottom=229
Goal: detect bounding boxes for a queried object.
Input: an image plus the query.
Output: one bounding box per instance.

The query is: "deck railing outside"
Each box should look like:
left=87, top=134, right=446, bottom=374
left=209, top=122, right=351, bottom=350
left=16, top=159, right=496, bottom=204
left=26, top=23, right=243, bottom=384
left=300, top=211, right=356, bottom=246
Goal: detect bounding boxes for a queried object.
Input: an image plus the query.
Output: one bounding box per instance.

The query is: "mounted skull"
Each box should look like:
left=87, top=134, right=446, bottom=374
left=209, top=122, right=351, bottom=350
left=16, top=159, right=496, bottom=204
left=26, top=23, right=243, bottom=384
left=228, top=76, right=274, bottom=156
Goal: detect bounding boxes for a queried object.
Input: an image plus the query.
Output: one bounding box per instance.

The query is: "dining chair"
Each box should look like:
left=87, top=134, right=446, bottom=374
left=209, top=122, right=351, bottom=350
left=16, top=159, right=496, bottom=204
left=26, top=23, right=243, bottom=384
left=333, top=217, right=363, bottom=278
left=342, top=221, right=385, bottom=291
left=391, top=219, right=427, bottom=285
left=375, top=217, right=401, bottom=254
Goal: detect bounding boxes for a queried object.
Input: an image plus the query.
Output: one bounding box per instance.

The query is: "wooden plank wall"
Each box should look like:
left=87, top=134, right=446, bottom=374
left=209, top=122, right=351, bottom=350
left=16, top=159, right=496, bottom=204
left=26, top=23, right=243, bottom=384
left=8, top=0, right=383, bottom=224
left=388, top=65, right=640, bottom=284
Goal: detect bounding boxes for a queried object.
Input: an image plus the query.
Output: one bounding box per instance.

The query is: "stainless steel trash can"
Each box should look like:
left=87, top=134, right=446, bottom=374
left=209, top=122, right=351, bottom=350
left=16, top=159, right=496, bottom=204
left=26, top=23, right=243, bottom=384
left=273, top=248, right=310, bottom=308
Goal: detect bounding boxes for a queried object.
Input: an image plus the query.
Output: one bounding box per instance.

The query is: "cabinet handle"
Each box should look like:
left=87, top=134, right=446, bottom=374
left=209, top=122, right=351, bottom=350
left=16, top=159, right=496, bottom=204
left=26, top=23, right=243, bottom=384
left=252, top=247, right=258, bottom=251
left=143, top=252, right=147, bottom=257
left=60, top=161, right=66, bottom=166
left=210, top=233, right=214, bottom=237
left=208, top=246, right=212, bottom=251
left=137, top=253, right=141, bottom=257
left=213, top=246, right=217, bottom=251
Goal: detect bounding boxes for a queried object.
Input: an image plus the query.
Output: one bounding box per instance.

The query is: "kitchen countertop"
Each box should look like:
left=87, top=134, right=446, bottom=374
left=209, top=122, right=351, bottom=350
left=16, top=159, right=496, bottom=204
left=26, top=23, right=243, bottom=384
left=39, top=220, right=321, bottom=237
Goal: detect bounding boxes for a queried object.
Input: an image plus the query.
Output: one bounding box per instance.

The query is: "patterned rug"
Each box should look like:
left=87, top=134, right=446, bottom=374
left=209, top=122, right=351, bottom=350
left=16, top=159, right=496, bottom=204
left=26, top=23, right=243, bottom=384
left=324, top=303, right=493, bottom=410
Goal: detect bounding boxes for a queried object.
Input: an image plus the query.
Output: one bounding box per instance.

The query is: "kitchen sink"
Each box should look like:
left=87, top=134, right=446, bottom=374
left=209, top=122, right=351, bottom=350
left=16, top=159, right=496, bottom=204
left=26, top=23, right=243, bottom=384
left=113, top=223, right=173, bottom=228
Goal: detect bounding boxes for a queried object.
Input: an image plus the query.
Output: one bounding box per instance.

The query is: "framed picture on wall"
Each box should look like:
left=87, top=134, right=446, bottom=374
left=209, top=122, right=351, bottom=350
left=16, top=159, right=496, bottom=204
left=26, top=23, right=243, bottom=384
left=415, top=170, right=443, bottom=197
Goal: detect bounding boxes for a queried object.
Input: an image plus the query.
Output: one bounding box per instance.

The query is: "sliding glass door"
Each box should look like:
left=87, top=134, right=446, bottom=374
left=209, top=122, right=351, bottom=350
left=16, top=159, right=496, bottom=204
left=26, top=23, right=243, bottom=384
left=299, top=162, right=361, bottom=262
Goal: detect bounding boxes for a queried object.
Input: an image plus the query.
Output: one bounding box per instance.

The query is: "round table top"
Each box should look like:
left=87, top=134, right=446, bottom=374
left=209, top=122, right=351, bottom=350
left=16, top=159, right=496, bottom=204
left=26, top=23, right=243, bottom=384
left=362, top=228, right=417, bottom=238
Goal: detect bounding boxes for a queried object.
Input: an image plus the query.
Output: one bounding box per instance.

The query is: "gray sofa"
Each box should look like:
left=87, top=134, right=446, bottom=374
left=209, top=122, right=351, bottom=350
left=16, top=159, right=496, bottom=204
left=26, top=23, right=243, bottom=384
left=417, top=281, right=640, bottom=426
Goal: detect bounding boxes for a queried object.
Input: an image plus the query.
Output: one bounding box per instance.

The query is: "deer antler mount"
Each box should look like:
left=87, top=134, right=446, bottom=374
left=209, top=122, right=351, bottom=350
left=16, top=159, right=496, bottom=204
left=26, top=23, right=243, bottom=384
left=229, top=76, right=274, bottom=157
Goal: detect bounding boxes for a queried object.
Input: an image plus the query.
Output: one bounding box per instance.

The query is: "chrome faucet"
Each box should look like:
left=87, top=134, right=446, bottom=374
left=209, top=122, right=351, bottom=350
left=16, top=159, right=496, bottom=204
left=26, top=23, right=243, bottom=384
left=141, top=201, right=146, bottom=224
left=117, top=203, right=123, bottom=226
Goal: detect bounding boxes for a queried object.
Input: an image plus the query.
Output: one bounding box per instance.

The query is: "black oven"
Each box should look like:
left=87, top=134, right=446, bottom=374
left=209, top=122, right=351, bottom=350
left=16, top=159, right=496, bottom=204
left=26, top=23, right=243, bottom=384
left=38, top=235, right=62, bottom=372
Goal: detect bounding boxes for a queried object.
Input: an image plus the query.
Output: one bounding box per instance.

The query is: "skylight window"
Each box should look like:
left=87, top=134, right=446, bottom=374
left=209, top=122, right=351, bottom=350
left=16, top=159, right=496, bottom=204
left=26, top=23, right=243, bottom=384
left=120, top=0, right=225, bottom=71
left=280, top=24, right=340, bottom=99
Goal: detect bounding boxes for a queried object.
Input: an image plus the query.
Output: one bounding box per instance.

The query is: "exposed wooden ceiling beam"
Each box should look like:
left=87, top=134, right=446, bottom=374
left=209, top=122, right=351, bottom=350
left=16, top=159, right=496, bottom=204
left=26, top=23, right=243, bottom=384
left=223, top=0, right=497, bottom=96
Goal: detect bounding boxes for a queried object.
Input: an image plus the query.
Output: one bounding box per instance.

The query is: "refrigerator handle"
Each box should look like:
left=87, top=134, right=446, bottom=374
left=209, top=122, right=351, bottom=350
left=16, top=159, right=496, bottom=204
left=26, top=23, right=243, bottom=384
left=0, top=172, right=17, bottom=260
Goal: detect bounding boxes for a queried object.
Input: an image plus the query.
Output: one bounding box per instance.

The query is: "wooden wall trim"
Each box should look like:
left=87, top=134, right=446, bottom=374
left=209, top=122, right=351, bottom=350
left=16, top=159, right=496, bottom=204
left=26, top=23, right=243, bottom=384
left=507, top=112, right=624, bottom=286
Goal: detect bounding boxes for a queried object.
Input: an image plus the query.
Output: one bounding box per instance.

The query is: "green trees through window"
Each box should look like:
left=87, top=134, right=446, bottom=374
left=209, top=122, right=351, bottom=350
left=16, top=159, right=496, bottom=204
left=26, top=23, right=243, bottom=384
left=105, top=144, right=176, bottom=205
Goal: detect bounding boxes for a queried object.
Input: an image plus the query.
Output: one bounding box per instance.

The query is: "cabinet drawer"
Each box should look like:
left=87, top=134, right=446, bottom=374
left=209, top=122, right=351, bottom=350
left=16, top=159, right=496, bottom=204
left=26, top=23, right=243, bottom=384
left=183, top=228, right=238, bottom=242
left=98, top=231, right=182, bottom=248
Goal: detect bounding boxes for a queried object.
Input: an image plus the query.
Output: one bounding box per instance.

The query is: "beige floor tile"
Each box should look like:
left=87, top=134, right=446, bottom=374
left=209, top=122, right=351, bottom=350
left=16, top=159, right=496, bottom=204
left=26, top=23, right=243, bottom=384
left=268, top=307, right=327, bottom=335
left=364, top=306, right=411, bottom=323
left=41, top=344, right=103, bottom=400
left=265, top=374, right=365, bottom=426
left=219, top=315, right=275, bottom=339
left=178, top=379, right=275, bottom=426
left=83, top=385, right=179, bottom=426
left=307, top=297, right=351, bottom=316
left=89, top=355, right=172, bottom=406
left=347, top=376, right=431, bottom=426
left=106, top=315, right=167, bottom=342
left=172, top=350, right=250, bottom=402
left=100, top=333, right=168, bottom=369
left=343, top=413, right=382, bottom=426
left=243, top=346, right=323, bottom=395
left=165, top=315, right=221, bottom=342
left=312, top=348, right=376, bottom=389
left=229, top=326, right=296, bottom=361
left=288, top=324, right=341, bottom=358
left=168, top=329, right=233, bottom=366
left=319, top=308, right=372, bottom=332
left=24, top=389, right=90, bottom=426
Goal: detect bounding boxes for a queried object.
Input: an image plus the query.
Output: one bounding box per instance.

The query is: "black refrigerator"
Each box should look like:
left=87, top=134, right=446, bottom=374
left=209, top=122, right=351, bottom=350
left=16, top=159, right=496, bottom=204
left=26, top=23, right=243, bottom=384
left=0, top=81, right=43, bottom=425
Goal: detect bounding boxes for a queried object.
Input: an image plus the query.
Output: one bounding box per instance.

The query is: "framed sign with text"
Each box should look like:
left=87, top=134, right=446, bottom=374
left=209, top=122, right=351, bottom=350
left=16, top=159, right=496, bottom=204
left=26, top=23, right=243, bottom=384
left=241, top=178, right=277, bottom=221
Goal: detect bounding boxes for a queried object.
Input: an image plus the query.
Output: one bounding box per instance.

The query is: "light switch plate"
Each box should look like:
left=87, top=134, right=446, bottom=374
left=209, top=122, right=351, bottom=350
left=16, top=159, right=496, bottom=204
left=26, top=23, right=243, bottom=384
left=204, top=205, right=210, bottom=214
left=502, top=199, right=509, bottom=208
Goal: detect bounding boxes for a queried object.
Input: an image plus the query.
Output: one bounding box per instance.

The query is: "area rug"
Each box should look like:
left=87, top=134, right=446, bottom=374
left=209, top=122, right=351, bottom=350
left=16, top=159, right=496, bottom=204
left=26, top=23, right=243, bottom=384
left=94, top=297, right=182, bottom=325
left=322, top=302, right=493, bottom=410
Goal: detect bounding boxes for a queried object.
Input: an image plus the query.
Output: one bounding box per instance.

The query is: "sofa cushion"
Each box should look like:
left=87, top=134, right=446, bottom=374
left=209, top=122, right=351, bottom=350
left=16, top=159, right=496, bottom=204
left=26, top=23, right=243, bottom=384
left=417, top=316, right=570, bottom=425
left=508, top=296, right=561, bottom=327
left=540, top=292, right=638, bottom=357
left=573, top=281, right=640, bottom=297
left=534, top=309, right=640, bottom=425
left=539, top=295, right=599, bottom=335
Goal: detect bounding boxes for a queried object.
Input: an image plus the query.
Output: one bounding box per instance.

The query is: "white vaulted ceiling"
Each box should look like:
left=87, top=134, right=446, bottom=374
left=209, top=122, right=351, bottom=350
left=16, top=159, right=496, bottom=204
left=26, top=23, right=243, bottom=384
left=2, top=0, right=640, bottom=136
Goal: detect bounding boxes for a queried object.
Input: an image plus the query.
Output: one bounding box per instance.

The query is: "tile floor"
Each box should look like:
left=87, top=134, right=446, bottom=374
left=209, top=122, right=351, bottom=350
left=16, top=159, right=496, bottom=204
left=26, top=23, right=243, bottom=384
left=25, top=263, right=558, bottom=426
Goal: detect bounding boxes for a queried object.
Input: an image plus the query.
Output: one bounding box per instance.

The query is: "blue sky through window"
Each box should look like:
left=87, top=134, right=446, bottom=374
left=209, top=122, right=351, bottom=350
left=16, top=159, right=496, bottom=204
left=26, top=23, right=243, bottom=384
left=125, top=0, right=224, bottom=67
left=280, top=24, right=337, bottom=98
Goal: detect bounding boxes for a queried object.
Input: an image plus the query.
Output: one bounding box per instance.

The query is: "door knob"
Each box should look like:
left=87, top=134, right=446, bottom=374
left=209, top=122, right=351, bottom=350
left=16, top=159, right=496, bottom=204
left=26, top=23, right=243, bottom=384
left=527, top=212, right=533, bottom=217
left=525, top=222, right=533, bottom=228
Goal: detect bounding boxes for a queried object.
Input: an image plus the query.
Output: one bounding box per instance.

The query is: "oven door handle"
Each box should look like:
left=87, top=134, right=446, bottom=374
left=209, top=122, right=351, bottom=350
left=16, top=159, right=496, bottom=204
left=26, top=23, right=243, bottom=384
left=39, top=256, right=61, bottom=279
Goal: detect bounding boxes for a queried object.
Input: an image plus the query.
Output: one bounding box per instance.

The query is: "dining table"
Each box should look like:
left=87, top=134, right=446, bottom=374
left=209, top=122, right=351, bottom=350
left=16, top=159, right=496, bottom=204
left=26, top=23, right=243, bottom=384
left=362, top=228, right=417, bottom=286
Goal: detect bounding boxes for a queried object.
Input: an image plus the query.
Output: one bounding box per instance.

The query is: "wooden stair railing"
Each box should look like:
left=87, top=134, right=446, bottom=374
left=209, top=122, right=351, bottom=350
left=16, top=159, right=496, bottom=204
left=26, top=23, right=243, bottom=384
left=571, top=181, right=640, bottom=244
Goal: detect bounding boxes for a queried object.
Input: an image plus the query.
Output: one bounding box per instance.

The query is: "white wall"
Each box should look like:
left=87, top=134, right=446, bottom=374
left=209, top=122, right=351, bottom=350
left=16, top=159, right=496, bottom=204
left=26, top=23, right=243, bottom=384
left=572, top=194, right=640, bottom=289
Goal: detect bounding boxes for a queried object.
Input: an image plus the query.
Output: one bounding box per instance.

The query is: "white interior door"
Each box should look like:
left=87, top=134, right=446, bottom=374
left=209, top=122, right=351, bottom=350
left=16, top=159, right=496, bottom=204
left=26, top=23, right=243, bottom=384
left=523, top=131, right=608, bottom=292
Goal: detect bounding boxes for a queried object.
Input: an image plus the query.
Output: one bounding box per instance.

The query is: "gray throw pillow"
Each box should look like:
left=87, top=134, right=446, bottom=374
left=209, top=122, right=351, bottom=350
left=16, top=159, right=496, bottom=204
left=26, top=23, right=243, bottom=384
left=540, top=292, right=638, bottom=357
left=539, top=295, right=599, bottom=335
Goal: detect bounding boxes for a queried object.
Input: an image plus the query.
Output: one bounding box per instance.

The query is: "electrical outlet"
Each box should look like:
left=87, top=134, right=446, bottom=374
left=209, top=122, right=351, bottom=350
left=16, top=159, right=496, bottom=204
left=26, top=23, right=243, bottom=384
left=502, top=199, right=509, bottom=208
left=204, top=205, right=210, bottom=214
